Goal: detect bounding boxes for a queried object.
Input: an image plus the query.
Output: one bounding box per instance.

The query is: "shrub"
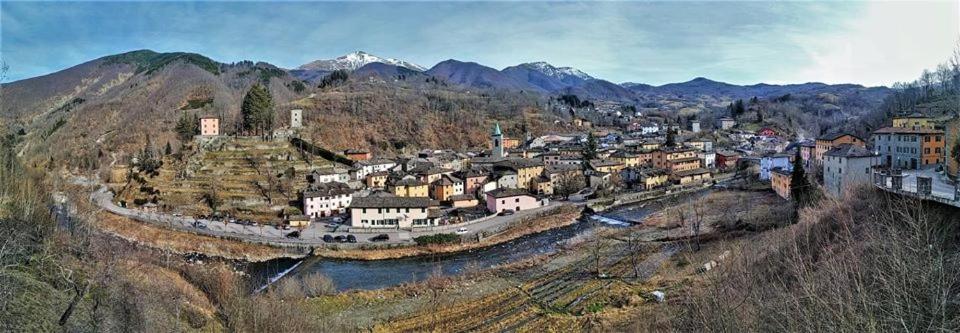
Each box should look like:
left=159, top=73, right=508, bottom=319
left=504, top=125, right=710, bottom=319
left=413, top=233, right=460, bottom=245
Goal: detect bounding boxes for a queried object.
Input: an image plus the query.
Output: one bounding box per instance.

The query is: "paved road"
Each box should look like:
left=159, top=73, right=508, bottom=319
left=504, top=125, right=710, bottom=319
left=90, top=185, right=566, bottom=247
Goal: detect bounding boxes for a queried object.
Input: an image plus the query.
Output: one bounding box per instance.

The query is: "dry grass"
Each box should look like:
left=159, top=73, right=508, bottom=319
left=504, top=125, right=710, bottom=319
left=671, top=187, right=960, bottom=332
left=94, top=210, right=291, bottom=261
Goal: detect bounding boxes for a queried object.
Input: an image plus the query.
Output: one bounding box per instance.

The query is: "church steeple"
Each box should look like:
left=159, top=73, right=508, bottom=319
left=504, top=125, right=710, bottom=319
left=491, top=122, right=504, bottom=158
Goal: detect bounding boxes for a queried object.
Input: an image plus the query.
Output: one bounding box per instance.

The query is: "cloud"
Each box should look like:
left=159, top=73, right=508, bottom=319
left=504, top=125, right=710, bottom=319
left=788, top=1, right=959, bottom=86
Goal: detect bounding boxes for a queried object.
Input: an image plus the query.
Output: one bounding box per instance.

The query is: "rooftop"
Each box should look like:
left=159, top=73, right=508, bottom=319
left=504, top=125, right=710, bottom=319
left=872, top=127, right=944, bottom=135
left=487, top=188, right=534, bottom=199
left=817, top=132, right=862, bottom=142
left=825, top=144, right=877, bottom=158
left=303, top=182, right=353, bottom=197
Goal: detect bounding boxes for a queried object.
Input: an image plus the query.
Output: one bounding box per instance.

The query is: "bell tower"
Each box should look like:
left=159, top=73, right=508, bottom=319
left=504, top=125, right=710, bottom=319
left=492, top=123, right=504, bottom=158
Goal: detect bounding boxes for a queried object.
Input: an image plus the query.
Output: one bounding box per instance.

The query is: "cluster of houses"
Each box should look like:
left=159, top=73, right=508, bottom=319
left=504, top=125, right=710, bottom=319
left=769, top=112, right=952, bottom=199
left=293, top=118, right=736, bottom=230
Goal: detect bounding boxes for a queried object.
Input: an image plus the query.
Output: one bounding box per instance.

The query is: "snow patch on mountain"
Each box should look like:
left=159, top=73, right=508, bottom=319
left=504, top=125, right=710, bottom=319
left=298, top=51, right=426, bottom=72
left=523, top=61, right=594, bottom=81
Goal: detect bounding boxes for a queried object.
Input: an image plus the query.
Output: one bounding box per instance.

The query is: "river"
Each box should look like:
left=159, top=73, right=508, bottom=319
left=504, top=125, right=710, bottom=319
left=246, top=191, right=702, bottom=292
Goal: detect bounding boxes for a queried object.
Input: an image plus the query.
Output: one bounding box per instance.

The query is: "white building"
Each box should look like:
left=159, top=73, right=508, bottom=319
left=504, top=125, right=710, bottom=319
left=310, top=168, right=350, bottom=184
left=690, top=120, right=701, bottom=133
left=353, top=158, right=397, bottom=181
left=698, top=151, right=717, bottom=169
left=824, top=144, right=882, bottom=197
left=349, top=196, right=439, bottom=228
left=303, top=182, right=353, bottom=218
left=290, top=109, right=303, bottom=128
left=640, top=123, right=659, bottom=135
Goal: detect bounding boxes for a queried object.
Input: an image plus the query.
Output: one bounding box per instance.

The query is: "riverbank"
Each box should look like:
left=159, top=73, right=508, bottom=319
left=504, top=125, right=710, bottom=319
left=309, top=205, right=583, bottom=260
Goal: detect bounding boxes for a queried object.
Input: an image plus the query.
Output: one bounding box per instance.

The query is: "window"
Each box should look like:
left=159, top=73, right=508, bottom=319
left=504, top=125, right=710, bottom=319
left=925, top=136, right=931, bottom=142
left=362, top=208, right=367, bottom=214
left=926, top=148, right=931, bottom=154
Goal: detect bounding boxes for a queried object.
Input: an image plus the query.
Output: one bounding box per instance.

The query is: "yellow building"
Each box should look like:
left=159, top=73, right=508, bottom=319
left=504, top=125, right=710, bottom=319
left=495, top=159, right=544, bottom=190
left=673, top=168, right=712, bottom=185
left=365, top=171, right=388, bottom=188
left=610, top=151, right=641, bottom=168
left=387, top=179, right=429, bottom=197
left=637, top=168, right=669, bottom=190
left=589, top=159, right=626, bottom=173
left=640, top=140, right=661, bottom=151
left=892, top=112, right=933, bottom=129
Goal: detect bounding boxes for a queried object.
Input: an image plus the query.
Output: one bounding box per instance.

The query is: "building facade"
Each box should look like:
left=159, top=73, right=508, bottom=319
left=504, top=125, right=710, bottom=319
left=823, top=145, right=883, bottom=197
left=303, top=182, right=353, bottom=218
left=485, top=188, right=541, bottom=213
left=200, top=117, right=219, bottom=136
left=349, top=197, right=438, bottom=228
left=871, top=127, right=945, bottom=169
left=770, top=168, right=791, bottom=199
left=814, top=133, right=865, bottom=166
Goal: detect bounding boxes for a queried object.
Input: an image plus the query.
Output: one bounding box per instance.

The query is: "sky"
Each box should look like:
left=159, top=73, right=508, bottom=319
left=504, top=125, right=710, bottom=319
left=1, top=1, right=958, bottom=86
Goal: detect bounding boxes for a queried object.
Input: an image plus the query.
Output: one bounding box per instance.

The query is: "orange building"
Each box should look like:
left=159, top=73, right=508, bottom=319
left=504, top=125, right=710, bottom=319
left=770, top=168, right=791, bottom=199
left=654, top=147, right=698, bottom=169
left=814, top=133, right=864, bottom=166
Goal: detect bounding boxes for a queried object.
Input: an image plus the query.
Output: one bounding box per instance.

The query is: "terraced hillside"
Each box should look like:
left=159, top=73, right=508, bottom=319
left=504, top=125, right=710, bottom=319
left=117, top=137, right=344, bottom=222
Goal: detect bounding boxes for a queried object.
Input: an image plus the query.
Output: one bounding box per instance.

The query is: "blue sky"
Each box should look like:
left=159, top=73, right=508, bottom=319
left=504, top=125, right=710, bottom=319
left=1, top=1, right=957, bottom=86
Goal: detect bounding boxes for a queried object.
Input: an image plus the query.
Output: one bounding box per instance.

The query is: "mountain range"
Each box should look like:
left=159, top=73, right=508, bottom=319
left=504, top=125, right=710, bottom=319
left=0, top=49, right=892, bottom=164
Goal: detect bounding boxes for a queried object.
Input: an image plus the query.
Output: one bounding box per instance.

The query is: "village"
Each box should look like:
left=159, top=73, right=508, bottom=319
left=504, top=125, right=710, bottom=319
left=100, top=101, right=960, bottom=249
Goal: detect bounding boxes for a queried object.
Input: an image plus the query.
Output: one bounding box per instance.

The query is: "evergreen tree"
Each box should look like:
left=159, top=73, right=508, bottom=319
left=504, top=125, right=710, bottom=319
left=241, top=84, right=274, bottom=135
left=757, top=108, right=764, bottom=123
left=582, top=132, right=598, bottom=162
left=790, top=148, right=812, bottom=209
left=732, top=99, right=746, bottom=117
left=665, top=128, right=676, bottom=147
left=174, top=112, right=198, bottom=141
left=164, top=141, right=173, bottom=155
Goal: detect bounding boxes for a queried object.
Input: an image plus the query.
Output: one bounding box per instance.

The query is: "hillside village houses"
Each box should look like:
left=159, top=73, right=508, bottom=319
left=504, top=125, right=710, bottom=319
left=770, top=167, right=791, bottom=199
left=759, top=153, right=792, bottom=180
left=349, top=196, right=440, bottom=228
left=293, top=115, right=770, bottom=227
left=871, top=127, right=945, bottom=169
left=814, top=133, right=865, bottom=167
left=200, top=116, right=220, bottom=136
left=719, top=117, right=736, bottom=130
left=303, top=182, right=353, bottom=218
left=823, top=144, right=883, bottom=197
left=310, top=168, right=350, bottom=184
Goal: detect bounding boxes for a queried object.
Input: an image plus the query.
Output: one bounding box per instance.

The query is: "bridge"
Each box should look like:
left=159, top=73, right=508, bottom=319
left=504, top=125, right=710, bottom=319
left=873, top=167, right=960, bottom=208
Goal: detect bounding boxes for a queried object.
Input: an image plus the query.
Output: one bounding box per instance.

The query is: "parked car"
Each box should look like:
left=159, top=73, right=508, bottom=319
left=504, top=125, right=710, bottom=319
left=325, top=223, right=338, bottom=228
left=285, top=231, right=300, bottom=239
left=333, top=235, right=347, bottom=243
left=282, top=225, right=291, bottom=230
left=456, top=227, right=469, bottom=234
left=322, top=234, right=334, bottom=243
left=370, top=234, right=390, bottom=242
left=346, top=235, right=357, bottom=243
left=193, top=222, right=207, bottom=229
left=498, top=209, right=515, bottom=216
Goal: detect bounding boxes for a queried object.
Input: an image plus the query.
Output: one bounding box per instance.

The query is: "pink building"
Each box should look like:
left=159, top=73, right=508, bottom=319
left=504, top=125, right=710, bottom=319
left=200, top=117, right=220, bottom=136
left=458, top=168, right=488, bottom=197
left=485, top=188, right=540, bottom=213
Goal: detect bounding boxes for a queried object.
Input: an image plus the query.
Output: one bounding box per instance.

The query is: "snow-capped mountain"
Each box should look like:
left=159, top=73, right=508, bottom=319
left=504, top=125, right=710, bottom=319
left=523, top=61, right=594, bottom=82
left=297, top=51, right=426, bottom=72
